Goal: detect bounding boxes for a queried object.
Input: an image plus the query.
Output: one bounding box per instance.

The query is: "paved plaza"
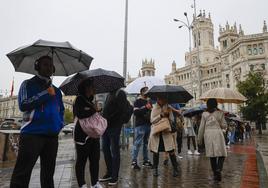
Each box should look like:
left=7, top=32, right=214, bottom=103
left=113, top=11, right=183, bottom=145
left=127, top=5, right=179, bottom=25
left=0, top=133, right=267, bottom=188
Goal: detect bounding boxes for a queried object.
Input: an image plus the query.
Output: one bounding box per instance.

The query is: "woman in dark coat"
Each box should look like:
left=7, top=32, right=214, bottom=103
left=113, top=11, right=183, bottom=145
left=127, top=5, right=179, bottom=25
left=73, top=79, right=103, bottom=188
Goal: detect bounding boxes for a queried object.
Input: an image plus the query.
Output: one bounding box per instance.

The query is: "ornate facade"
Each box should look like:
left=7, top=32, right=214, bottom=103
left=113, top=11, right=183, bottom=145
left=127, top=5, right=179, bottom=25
left=165, top=11, right=268, bottom=111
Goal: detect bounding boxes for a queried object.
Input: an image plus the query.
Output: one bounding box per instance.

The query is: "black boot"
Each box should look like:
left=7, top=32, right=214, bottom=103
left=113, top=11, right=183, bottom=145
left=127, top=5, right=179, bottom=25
left=216, top=157, right=225, bottom=181
left=210, top=157, right=217, bottom=180
left=169, top=154, right=179, bottom=177
left=153, top=168, right=159, bottom=177
left=153, top=153, right=159, bottom=177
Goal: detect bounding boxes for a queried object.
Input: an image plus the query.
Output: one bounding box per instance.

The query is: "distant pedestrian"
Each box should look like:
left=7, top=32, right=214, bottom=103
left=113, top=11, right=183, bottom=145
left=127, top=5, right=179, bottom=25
left=131, top=87, right=153, bottom=170
left=10, top=56, right=65, bottom=188
left=73, top=79, right=103, bottom=188
left=245, top=122, right=252, bottom=139
left=148, top=96, right=179, bottom=177
left=184, top=117, right=200, bottom=155
left=100, top=88, right=133, bottom=186
left=198, top=98, right=227, bottom=182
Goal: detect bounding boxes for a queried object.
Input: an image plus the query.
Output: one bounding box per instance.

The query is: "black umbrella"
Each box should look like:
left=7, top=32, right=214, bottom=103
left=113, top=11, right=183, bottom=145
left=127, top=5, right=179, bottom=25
left=60, top=68, right=125, bottom=95
left=6, top=39, right=93, bottom=76
left=145, top=85, right=193, bottom=103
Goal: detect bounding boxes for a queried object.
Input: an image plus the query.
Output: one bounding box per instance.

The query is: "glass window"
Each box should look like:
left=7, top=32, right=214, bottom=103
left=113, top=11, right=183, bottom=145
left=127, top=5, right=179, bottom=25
left=249, top=65, right=254, bottom=71
left=259, top=43, right=264, bottom=54
left=194, top=34, right=197, bottom=48
left=223, top=40, right=227, bottom=48
left=261, top=64, right=265, bottom=70
left=227, top=84, right=230, bottom=88
left=247, top=45, right=252, bottom=55
left=198, top=32, right=201, bottom=46
left=253, top=44, right=258, bottom=55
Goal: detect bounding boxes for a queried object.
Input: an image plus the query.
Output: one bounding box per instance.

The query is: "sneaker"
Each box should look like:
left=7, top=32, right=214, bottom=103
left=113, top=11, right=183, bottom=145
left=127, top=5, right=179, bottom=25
left=177, top=155, right=183, bottom=159
left=99, top=174, right=112, bottom=182
left=81, top=184, right=87, bottom=188
left=142, top=160, right=153, bottom=167
left=131, top=161, right=141, bottom=170
left=108, top=178, right=118, bottom=186
left=91, top=182, right=103, bottom=188
left=187, top=150, right=193, bottom=155
left=194, top=150, right=200, bottom=155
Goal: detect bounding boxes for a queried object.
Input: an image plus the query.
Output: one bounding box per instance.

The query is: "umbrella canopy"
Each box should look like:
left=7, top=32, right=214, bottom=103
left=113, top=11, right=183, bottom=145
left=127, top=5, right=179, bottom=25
left=125, top=76, right=165, bottom=94
left=199, top=88, right=247, bottom=104
left=6, top=39, right=93, bottom=76
left=145, top=85, right=193, bottom=103
left=227, top=116, right=244, bottom=122
left=60, top=68, right=125, bottom=95
left=183, top=105, right=207, bottom=117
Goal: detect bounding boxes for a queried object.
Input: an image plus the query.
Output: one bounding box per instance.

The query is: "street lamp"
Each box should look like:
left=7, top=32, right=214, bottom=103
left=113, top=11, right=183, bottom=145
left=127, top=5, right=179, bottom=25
left=174, top=13, right=194, bottom=106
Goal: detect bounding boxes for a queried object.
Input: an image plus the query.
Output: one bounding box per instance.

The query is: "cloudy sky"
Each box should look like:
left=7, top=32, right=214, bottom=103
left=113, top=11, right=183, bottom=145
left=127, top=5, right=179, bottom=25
left=0, top=0, right=267, bottom=95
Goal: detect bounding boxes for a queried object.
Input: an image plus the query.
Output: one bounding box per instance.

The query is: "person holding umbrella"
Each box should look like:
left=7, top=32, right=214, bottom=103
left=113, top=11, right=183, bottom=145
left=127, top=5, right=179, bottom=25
left=197, top=98, right=227, bottom=182
left=148, top=95, right=179, bottom=177
left=100, top=88, right=133, bottom=186
left=10, top=56, right=65, bottom=188
left=73, top=79, right=103, bottom=188
left=131, top=86, right=153, bottom=170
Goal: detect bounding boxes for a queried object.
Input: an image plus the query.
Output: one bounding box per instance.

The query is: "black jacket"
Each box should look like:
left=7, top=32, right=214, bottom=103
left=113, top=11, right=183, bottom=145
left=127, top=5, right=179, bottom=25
left=103, top=89, right=128, bottom=127
left=133, top=98, right=151, bottom=127
left=73, top=95, right=96, bottom=144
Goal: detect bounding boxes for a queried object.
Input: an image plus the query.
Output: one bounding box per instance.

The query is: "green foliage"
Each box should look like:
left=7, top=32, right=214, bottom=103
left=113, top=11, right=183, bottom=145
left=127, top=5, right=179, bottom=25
left=237, top=72, right=268, bottom=129
left=64, top=108, right=73, bottom=124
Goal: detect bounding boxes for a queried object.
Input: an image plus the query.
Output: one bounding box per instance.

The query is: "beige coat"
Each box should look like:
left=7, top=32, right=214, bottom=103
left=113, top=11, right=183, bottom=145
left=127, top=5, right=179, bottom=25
left=148, top=103, right=176, bottom=153
left=198, top=110, right=227, bottom=157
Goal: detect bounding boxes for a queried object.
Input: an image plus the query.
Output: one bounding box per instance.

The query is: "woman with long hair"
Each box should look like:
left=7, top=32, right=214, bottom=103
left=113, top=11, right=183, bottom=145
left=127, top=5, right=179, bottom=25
left=148, top=96, right=179, bottom=177
left=73, top=79, right=103, bottom=188
left=197, top=98, right=227, bottom=181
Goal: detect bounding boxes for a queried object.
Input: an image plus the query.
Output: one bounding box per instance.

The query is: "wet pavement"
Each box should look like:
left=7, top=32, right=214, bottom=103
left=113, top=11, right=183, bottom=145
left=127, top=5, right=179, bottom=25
left=0, top=134, right=262, bottom=188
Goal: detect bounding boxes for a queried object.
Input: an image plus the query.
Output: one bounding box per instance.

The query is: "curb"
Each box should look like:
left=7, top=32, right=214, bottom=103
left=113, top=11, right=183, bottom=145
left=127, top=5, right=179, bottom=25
left=256, top=143, right=268, bottom=188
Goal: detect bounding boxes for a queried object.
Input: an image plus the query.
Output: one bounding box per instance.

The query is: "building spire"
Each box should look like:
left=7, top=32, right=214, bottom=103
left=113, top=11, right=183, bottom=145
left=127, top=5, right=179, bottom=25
left=263, top=20, right=267, bottom=33
left=239, top=24, right=244, bottom=35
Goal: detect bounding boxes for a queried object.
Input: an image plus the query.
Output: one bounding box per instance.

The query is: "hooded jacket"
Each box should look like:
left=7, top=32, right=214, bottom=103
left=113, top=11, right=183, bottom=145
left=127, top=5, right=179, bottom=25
left=18, top=76, right=64, bottom=136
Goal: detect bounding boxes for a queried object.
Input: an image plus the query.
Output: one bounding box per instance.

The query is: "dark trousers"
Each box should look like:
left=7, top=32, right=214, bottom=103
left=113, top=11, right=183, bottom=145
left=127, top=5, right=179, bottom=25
left=75, top=138, right=100, bottom=187
left=153, top=150, right=177, bottom=169
left=176, top=130, right=183, bottom=154
left=10, top=134, right=58, bottom=188
left=102, top=126, right=122, bottom=180
left=210, top=157, right=225, bottom=173
left=187, top=136, right=197, bottom=150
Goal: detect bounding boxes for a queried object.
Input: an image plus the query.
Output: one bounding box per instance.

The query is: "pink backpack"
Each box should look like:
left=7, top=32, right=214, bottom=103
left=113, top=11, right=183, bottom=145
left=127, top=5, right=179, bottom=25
left=78, top=112, right=107, bottom=138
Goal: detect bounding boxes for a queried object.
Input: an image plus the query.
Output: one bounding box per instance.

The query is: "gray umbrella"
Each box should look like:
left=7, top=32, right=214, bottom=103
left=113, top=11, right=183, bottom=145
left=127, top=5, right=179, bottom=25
left=60, top=68, right=125, bottom=95
left=6, top=39, right=93, bottom=76
left=145, top=85, right=193, bottom=103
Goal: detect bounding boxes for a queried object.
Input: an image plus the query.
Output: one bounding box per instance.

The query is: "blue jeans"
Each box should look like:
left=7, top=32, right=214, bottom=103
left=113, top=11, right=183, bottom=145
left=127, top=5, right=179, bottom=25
left=102, top=126, right=122, bottom=180
left=131, top=125, right=151, bottom=162
left=230, top=130, right=235, bottom=144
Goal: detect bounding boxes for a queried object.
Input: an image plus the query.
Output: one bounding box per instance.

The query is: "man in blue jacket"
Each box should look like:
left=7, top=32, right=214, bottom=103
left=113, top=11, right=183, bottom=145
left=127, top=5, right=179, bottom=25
left=10, top=56, right=65, bottom=188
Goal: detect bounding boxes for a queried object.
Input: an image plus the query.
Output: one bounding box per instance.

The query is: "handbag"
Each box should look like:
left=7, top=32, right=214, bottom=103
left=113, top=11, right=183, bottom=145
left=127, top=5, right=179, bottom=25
left=78, top=112, right=108, bottom=138
left=151, top=118, right=171, bottom=135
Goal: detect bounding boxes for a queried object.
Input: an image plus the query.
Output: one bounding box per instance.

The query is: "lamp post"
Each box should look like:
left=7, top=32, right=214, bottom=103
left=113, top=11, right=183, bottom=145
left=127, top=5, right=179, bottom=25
left=174, top=13, right=194, bottom=106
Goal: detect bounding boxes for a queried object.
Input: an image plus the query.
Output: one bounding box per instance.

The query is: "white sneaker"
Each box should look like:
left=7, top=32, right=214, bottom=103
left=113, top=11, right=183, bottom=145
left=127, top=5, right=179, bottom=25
left=81, top=184, right=87, bottom=188
left=91, top=182, right=103, bottom=188
left=194, top=150, right=200, bottom=155
left=177, top=155, right=183, bottom=159
left=187, top=150, right=193, bottom=155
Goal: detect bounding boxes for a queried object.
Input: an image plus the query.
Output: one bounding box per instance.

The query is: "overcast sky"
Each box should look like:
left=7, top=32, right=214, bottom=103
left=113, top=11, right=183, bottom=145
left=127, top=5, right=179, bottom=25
left=0, top=0, right=267, bottom=95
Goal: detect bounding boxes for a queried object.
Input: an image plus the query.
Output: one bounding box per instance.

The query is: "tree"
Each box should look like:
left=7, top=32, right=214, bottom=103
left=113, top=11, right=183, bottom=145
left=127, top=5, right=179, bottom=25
left=64, top=108, right=73, bottom=124
left=237, top=72, right=268, bottom=134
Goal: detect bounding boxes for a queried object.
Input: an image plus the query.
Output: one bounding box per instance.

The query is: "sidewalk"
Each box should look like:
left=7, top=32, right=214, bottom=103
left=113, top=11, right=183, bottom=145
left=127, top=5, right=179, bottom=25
left=255, top=130, right=268, bottom=187
left=0, top=134, right=265, bottom=188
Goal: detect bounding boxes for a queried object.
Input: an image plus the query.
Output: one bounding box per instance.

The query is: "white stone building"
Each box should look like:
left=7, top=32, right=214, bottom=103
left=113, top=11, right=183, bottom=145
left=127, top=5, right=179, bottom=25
left=165, top=11, right=268, bottom=112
